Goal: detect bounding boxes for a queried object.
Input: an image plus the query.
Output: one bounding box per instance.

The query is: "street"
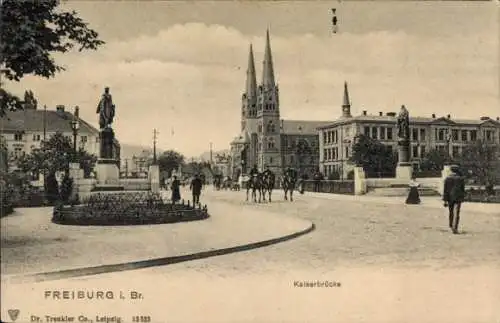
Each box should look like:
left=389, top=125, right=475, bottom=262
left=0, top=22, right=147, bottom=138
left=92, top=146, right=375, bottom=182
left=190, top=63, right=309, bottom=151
left=3, top=188, right=499, bottom=323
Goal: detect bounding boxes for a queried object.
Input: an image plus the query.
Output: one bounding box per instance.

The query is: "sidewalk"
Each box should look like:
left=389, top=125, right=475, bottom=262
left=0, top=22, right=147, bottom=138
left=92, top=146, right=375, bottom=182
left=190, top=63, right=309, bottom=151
left=304, top=191, right=500, bottom=215
left=1, top=198, right=312, bottom=282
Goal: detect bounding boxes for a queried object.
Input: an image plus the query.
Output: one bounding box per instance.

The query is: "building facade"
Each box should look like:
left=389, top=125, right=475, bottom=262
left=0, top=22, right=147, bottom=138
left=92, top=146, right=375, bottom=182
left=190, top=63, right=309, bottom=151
left=318, top=84, right=500, bottom=178
left=229, top=30, right=330, bottom=179
left=0, top=104, right=120, bottom=172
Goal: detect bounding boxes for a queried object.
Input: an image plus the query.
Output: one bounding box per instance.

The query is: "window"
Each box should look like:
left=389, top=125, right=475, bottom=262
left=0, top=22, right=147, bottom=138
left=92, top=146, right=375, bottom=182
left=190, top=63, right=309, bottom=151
left=323, top=132, right=327, bottom=144
left=372, top=127, right=378, bottom=139
left=387, top=128, right=393, bottom=140
left=452, top=129, right=459, bottom=141
left=14, top=147, right=23, bottom=158
left=452, top=146, right=460, bottom=157
left=258, top=124, right=262, bottom=133
left=412, top=146, right=418, bottom=158
left=81, top=136, right=88, bottom=143
left=14, top=133, right=23, bottom=141
left=470, top=130, right=477, bottom=141
left=334, top=130, right=338, bottom=143
left=420, top=145, right=425, bottom=157
left=461, top=130, right=467, bottom=142
left=323, top=149, right=328, bottom=161
left=269, top=157, right=273, bottom=164
left=290, top=155, right=294, bottom=163
left=380, top=127, right=386, bottom=140
left=412, top=128, right=418, bottom=141
left=32, top=134, right=41, bottom=141
left=438, top=129, right=445, bottom=141
left=486, top=130, right=493, bottom=142
left=327, top=131, right=332, bottom=144
left=420, top=129, right=426, bottom=141
left=267, top=140, right=275, bottom=149
left=345, top=146, right=349, bottom=158
left=364, top=127, right=370, bottom=136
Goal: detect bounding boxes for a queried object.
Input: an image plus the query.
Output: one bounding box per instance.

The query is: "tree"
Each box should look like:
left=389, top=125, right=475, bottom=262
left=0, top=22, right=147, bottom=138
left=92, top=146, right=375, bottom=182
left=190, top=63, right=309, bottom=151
left=17, top=132, right=97, bottom=177
left=156, top=150, right=185, bottom=177
left=350, top=134, right=397, bottom=177
left=1, top=0, right=105, bottom=116
left=457, top=140, right=500, bottom=186
left=420, top=149, right=451, bottom=172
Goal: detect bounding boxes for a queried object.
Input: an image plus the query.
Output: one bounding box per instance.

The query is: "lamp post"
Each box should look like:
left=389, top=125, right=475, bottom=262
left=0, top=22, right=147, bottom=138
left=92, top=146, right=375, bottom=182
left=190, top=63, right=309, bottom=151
left=71, top=106, right=80, bottom=160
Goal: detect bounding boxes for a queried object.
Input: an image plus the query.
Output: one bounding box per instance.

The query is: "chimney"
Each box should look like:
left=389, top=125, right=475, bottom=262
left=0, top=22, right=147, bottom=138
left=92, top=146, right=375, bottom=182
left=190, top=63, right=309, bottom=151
left=362, top=110, right=367, bottom=116
left=447, top=114, right=451, bottom=119
left=280, top=119, right=284, bottom=129
left=74, top=106, right=79, bottom=118
left=379, top=112, right=383, bottom=116
left=432, top=113, right=436, bottom=118
left=56, top=105, right=65, bottom=112
left=496, top=117, right=499, bottom=121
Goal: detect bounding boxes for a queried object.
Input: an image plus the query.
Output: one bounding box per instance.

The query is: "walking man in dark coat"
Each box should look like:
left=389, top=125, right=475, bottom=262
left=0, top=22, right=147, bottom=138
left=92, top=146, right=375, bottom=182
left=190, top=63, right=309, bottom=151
left=443, top=165, right=466, bottom=234
left=190, top=173, right=203, bottom=206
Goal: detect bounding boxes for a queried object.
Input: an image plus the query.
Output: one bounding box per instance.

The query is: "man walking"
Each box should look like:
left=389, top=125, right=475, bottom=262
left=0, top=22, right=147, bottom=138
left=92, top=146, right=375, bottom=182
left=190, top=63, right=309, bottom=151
left=443, top=165, right=466, bottom=234
left=190, top=173, right=203, bottom=206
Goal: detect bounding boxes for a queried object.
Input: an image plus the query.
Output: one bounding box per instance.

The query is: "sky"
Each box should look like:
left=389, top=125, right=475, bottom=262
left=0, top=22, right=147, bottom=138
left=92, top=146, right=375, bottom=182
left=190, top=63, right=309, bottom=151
left=4, top=1, right=499, bottom=158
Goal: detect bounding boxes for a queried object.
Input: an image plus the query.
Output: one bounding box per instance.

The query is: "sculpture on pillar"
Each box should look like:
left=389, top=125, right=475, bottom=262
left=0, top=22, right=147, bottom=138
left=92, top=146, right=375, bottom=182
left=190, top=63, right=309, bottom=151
left=397, top=105, right=410, bottom=141
left=396, top=105, right=411, bottom=165
left=96, top=87, right=115, bottom=129
left=96, top=87, right=116, bottom=160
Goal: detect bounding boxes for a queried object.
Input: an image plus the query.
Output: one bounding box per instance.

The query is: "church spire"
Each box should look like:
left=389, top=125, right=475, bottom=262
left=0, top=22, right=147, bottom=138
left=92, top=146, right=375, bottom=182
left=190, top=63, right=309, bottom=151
left=262, top=28, right=275, bottom=88
left=246, top=44, right=257, bottom=98
left=342, top=81, right=352, bottom=118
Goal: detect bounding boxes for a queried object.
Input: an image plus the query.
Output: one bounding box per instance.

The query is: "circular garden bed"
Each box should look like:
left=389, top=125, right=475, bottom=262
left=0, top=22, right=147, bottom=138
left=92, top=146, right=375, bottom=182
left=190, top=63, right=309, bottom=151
left=52, top=192, right=209, bottom=226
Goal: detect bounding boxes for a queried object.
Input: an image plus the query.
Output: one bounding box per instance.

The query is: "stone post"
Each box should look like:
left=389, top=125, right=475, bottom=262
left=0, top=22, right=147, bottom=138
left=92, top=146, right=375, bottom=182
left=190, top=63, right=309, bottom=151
left=149, top=164, right=160, bottom=194
left=68, top=162, right=81, bottom=202
left=354, top=166, right=367, bottom=195
left=396, top=138, right=412, bottom=180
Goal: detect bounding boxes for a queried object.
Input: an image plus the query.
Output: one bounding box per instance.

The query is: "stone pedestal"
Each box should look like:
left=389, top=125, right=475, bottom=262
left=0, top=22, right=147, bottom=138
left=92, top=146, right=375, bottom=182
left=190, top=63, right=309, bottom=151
left=149, top=164, right=160, bottom=194
left=100, top=128, right=115, bottom=159
left=396, top=165, right=413, bottom=180
left=95, top=158, right=122, bottom=188
left=353, top=166, right=367, bottom=195
left=68, top=162, right=82, bottom=201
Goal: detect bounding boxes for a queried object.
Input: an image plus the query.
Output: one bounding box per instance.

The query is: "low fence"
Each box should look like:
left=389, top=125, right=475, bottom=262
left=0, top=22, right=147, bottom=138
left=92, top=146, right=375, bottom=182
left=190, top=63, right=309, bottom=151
left=301, top=180, right=354, bottom=195
left=120, top=178, right=150, bottom=191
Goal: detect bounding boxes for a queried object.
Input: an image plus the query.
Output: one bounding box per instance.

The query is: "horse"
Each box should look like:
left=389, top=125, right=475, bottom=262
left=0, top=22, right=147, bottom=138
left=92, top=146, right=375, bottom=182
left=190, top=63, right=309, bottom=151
left=246, top=173, right=263, bottom=203
left=282, top=170, right=298, bottom=201
left=261, top=172, right=276, bottom=202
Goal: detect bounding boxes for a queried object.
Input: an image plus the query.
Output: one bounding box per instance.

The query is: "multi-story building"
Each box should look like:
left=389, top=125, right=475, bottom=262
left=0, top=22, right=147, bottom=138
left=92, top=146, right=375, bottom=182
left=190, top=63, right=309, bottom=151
left=318, top=83, right=500, bottom=178
left=0, top=104, right=120, bottom=172
left=229, top=30, right=330, bottom=179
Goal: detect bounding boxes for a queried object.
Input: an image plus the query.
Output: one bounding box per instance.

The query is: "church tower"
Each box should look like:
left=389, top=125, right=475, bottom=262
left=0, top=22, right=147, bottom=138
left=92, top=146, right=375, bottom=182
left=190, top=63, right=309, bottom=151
left=341, top=81, right=352, bottom=118
left=256, top=29, right=282, bottom=171
left=241, top=44, right=258, bottom=132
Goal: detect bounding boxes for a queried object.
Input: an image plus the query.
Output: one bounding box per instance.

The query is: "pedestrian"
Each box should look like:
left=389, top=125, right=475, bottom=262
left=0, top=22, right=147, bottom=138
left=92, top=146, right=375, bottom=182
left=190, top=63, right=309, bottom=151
left=190, top=173, right=203, bottom=206
left=405, top=177, right=421, bottom=204
left=443, top=165, right=466, bottom=234
left=170, top=175, right=181, bottom=204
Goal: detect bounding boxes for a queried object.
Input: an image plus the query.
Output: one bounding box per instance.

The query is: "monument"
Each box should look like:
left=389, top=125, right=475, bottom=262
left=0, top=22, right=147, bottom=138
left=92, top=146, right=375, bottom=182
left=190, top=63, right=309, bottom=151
left=395, top=105, right=413, bottom=180
left=94, top=87, right=123, bottom=190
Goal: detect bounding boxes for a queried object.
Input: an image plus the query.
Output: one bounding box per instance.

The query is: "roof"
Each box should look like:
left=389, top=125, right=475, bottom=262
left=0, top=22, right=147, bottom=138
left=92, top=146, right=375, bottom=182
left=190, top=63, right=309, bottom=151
left=281, top=120, right=331, bottom=135
left=0, top=109, right=99, bottom=135
left=317, top=114, right=500, bottom=130
left=231, top=130, right=251, bottom=144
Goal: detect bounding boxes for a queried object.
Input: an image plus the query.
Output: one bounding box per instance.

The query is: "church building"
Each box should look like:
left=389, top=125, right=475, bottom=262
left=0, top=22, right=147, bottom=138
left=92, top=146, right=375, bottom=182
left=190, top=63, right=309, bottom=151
left=229, top=30, right=330, bottom=179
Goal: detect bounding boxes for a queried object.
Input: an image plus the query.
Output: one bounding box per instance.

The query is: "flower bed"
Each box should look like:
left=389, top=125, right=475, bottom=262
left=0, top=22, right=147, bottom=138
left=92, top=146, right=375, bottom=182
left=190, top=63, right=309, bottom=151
left=465, top=188, right=500, bottom=204
left=52, top=192, right=209, bottom=225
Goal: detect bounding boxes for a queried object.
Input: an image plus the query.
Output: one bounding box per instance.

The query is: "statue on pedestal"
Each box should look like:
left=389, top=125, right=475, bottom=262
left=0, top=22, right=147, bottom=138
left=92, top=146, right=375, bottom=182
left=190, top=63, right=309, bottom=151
left=397, top=105, right=410, bottom=141
left=396, top=105, right=411, bottom=165
left=96, top=87, right=116, bottom=160
left=96, top=87, right=115, bottom=129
